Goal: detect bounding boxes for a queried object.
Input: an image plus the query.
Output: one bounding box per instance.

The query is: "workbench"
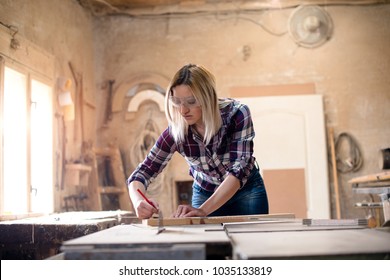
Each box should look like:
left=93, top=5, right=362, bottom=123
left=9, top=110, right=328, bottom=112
left=59, top=216, right=390, bottom=260
left=225, top=220, right=390, bottom=259
left=0, top=210, right=136, bottom=259
left=348, top=171, right=390, bottom=226
left=61, top=223, right=231, bottom=260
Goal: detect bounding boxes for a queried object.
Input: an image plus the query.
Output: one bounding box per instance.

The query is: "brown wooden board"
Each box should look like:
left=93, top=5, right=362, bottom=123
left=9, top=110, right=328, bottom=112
left=143, top=213, right=295, bottom=226
left=348, top=171, right=390, bottom=184
left=263, top=169, right=307, bottom=218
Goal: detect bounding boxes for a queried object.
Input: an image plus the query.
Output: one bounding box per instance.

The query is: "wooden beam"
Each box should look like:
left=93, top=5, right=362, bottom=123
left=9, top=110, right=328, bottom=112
left=328, top=127, right=341, bottom=219
left=348, top=171, right=390, bottom=185
left=88, top=0, right=389, bottom=17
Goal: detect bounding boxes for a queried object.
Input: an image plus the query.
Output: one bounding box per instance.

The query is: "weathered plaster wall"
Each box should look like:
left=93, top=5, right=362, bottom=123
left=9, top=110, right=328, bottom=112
left=0, top=0, right=96, bottom=211
left=1, top=1, right=389, bottom=218
left=93, top=5, right=390, bottom=218
left=0, top=0, right=96, bottom=157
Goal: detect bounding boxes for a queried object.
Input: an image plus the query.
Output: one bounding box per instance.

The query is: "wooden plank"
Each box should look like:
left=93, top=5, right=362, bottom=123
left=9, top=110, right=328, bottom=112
left=65, top=164, right=91, bottom=186
left=0, top=212, right=44, bottom=222
left=65, top=164, right=92, bottom=172
left=348, top=171, right=390, bottom=184
left=263, top=169, right=307, bottom=218
left=99, top=186, right=125, bottom=194
left=328, top=127, right=341, bottom=219
left=143, top=213, right=295, bottom=227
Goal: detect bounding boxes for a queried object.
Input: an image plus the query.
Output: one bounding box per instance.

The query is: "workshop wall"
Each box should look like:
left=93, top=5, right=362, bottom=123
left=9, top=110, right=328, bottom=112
left=93, top=4, right=390, bottom=219
left=0, top=0, right=96, bottom=158
left=1, top=1, right=389, bottom=219
left=0, top=0, right=97, bottom=211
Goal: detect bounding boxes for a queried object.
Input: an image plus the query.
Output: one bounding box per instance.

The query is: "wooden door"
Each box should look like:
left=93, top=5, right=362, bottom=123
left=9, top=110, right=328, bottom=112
left=237, top=95, right=330, bottom=218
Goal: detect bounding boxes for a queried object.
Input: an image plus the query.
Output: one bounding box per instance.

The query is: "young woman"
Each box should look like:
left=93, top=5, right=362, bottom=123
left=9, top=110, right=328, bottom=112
left=127, top=64, right=268, bottom=219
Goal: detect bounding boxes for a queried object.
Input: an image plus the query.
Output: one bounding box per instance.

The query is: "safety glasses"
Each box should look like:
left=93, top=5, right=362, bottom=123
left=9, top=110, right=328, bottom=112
left=169, top=95, right=200, bottom=108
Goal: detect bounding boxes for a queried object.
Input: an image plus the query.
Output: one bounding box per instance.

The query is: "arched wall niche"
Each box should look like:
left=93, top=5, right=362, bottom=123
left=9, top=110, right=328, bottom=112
left=126, top=90, right=165, bottom=121
left=115, top=73, right=173, bottom=214
left=112, top=72, right=170, bottom=113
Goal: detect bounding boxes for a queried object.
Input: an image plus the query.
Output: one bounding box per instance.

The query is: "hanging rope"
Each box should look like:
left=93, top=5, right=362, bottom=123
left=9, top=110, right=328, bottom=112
left=335, top=132, right=364, bottom=173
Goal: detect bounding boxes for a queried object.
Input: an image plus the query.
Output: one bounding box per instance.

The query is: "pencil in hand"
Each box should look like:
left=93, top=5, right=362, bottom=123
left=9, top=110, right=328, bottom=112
left=137, top=188, right=157, bottom=210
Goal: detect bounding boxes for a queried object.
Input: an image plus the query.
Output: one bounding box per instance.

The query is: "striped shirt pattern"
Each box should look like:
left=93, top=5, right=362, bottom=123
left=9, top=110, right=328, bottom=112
left=127, top=98, right=256, bottom=192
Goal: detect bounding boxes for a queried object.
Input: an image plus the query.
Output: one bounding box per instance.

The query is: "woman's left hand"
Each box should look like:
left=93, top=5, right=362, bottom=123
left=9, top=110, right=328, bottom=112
left=173, top=205, right=207, bottom=218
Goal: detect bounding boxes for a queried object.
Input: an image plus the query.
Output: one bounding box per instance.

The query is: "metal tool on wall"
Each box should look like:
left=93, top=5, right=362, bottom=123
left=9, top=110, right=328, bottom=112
left=103, top=79, right=115, bottom=127
left=69, top=62, right=84, bottom=143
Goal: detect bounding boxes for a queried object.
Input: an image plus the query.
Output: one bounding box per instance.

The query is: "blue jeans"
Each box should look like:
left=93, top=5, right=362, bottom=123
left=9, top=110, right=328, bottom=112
left=191, top=166, right=269, bottom=216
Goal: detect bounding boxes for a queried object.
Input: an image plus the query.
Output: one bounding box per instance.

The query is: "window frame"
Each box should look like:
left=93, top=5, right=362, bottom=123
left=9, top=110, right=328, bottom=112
left=0, top=26, right=55, bottom=218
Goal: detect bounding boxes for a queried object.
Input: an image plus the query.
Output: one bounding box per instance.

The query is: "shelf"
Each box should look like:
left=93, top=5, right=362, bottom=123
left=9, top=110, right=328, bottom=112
left=65, top=164, right=92, bottom=186
left=65, top=164, right=92, bottom=172
left=348, top=171, right=390, bottom=186
left=353, top=186, right=390, bottom=194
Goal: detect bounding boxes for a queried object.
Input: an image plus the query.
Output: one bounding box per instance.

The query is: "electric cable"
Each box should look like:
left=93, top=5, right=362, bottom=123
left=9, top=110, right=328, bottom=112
left=334, top=132, right=364, bottom=173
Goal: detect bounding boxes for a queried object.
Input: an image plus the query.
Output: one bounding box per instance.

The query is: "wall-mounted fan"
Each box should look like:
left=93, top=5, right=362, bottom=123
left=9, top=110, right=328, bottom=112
left=288, top=5, right=333, bottom=48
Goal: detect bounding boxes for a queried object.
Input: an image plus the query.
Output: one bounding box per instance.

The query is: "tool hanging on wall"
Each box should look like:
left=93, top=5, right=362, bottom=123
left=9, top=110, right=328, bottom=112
left=103, top=79, right=115, bottom=127
left=335, top=132, right=363, bottom=173
left=69, top=62, right=84, bottom=143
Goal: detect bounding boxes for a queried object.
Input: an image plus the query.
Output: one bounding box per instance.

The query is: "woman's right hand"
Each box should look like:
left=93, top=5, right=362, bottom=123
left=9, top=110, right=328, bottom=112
left=134, top=198, right=159, bottom=219
left=128, top=182, right=160, bottom=219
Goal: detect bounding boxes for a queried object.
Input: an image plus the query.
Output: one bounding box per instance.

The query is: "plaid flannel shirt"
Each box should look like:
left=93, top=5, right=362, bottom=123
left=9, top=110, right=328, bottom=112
left=127, top=98, right=256, bottom=192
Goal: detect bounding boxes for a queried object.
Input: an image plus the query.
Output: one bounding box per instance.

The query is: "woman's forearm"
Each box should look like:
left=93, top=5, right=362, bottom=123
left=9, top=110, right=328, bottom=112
left=128, top=181, right=146, bottom=206
left=199, top=174, right=240, bottom=215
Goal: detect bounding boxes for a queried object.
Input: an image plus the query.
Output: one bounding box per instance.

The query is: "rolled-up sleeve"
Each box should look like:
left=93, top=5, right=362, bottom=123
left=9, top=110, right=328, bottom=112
left=127, top=127, right=176, bottom=189
left=227, top=104, right=255, bottom=187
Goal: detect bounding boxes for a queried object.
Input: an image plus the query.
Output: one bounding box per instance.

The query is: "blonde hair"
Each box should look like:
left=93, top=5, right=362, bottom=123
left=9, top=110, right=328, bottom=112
left=165, top=64, right=222, bottom=145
